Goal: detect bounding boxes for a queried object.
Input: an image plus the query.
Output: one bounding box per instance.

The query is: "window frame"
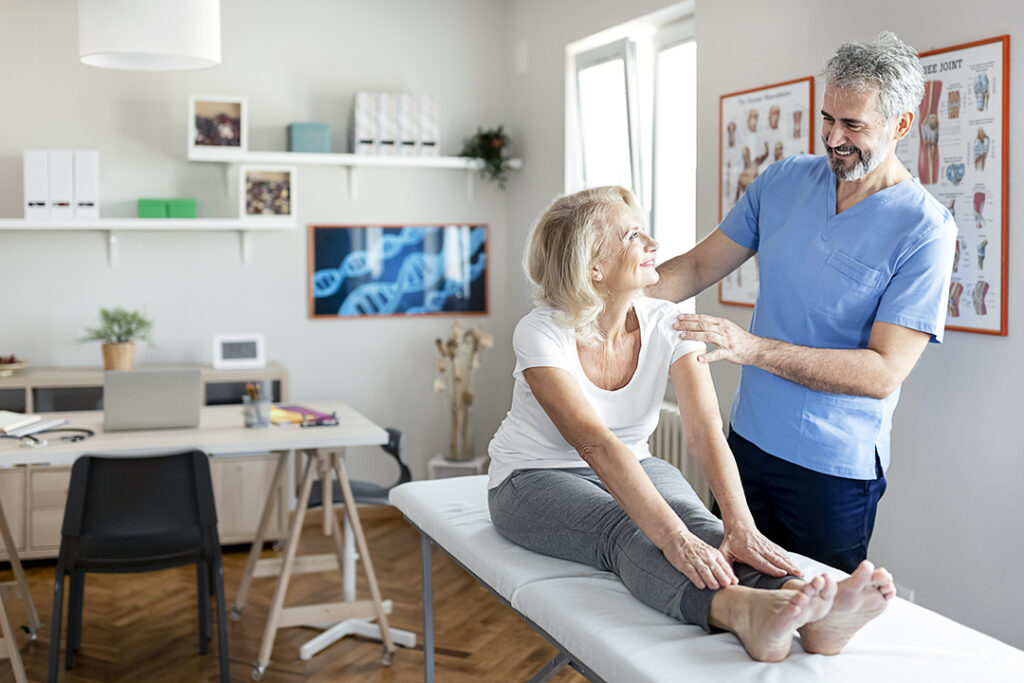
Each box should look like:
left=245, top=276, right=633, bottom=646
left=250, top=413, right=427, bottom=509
left=571, top=37, right=642, bottom=196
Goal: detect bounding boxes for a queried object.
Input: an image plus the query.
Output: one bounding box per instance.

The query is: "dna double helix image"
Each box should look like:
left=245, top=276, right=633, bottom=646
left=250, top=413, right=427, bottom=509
left=311, top=225, right=487, bottom=317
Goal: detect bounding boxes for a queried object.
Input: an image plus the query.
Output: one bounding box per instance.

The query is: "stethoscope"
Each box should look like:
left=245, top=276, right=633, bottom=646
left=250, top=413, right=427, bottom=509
left=1, top=428, right=96, bottom=448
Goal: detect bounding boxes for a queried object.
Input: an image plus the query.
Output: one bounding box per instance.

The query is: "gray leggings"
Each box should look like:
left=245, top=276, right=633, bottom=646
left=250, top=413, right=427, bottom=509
left=488, top=457, right=792, bottom=631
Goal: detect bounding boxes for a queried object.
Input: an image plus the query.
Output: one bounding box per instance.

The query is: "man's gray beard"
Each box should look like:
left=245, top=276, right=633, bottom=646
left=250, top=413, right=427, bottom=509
left=828, top=142, right=889, bottom=181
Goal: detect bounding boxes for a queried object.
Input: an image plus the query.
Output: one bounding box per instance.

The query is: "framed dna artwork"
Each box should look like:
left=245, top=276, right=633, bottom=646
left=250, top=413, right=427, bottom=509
left=308, top=224, right=488, bottom=318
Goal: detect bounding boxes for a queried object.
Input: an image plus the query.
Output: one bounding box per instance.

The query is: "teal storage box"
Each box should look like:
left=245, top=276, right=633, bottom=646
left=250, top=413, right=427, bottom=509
left=137, top=198, right=167, bottom=218
left=167, top=198, right=197, bottom=218
left=288, top=123, right=331, bottom=153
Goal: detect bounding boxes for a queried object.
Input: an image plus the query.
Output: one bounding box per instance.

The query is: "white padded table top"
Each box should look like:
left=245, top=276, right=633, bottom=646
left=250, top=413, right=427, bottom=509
left=391, top=475, right=1024, bottom=682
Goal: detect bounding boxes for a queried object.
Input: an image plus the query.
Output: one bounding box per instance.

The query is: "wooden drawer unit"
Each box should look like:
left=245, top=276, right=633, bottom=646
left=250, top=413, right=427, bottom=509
left=0, top=467, right=27, bottom=556
left=211, top=454, right=287, bottom=544
left=28, top=467, right=71, bottom=550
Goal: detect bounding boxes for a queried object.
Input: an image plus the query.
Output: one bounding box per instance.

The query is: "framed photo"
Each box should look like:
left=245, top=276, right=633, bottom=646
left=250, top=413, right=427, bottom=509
left=212, top=332, right=266, bottom=370
left=239, top=165, right=296, bottom=219
left=894, top=35, right=1009, bottom=336
left=188, top=95, right=247, bottom=155
left=718, top=76, right=815, bottom=306
left=309, top=224, right=488, bottom=318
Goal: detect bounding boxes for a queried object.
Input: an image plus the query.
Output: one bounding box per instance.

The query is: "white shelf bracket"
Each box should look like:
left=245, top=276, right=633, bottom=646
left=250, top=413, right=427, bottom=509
left=348, top=167, right=359, bottom=200
left=239, top=231, right=252, bottom=265
left=106, top=230, right=120, bottom=266
left=466, top=170, right=475, bottom=203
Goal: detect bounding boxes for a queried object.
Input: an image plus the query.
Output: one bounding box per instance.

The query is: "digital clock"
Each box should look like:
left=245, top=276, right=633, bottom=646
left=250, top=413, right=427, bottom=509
left=212, top=333, right=266, bottom=370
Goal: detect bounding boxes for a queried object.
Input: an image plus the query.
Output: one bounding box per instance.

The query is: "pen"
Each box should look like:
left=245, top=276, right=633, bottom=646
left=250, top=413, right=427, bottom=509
left=246, top=382, right=256, bottom=400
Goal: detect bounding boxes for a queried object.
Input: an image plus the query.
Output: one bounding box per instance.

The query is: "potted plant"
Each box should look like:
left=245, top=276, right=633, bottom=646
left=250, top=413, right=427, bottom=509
left=79, top=307, right=153, bottom=371
left=460, top=125, right=513, bottom=190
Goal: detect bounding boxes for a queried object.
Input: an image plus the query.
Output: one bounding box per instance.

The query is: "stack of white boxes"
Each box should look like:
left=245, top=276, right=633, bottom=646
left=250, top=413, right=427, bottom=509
left=352, top=92, right=440, bottom=156
left=23, top=149, right=100, bottom=221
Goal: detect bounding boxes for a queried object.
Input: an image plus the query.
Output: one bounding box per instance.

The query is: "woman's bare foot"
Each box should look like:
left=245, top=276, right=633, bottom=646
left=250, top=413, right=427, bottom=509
left=798, top=560, right=895, bottom=655
left=710, top=577, right=835, bottom=662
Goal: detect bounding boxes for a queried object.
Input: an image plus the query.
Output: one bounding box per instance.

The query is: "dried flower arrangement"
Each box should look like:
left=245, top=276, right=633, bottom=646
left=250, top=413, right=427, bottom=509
left=433, top=320, right=494, bottom=461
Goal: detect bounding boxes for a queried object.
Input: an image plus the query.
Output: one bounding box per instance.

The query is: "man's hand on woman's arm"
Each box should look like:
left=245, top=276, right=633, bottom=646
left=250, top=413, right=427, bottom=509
left=673, top=317, right=931, bottom=399
left=523, top=365, right=737, bottom=590
left=670, top=353, right=801, bottom=578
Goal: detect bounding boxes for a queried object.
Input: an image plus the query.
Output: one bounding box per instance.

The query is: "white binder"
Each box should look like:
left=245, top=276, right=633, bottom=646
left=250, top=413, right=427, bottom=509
left=418, top=95, right=440, bottom=157
left=73, top=150, right=100, bottom=220
left=48, top=149, right=74, bottom=220
left=397, top=94, right=418, bottom=156
left=375, top=92, right=398, bottom=156
left=352, top=91, right=376, bottom=155
left=23, top=149, right=49, bottom=220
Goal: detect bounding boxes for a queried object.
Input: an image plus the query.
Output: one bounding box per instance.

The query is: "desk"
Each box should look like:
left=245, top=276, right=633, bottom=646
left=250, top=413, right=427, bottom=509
left=0, top=402, right=383, bottom=465
left=0, top=402, right=405, bottom=679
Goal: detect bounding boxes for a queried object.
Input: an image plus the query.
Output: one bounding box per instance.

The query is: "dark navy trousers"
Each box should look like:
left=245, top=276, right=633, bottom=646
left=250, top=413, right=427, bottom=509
left=725, top=428, right=887, bottom=573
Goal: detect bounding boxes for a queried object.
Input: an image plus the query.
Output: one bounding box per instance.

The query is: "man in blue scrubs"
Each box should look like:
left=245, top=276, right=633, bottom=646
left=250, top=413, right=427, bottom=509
left=652, top=32, right=957, bottom=572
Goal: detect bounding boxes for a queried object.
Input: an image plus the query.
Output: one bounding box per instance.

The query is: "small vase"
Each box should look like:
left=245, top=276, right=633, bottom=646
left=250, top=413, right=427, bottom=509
left=102, top=342, right=135, bottom=371
left=447, top=404, right=473, bottom=462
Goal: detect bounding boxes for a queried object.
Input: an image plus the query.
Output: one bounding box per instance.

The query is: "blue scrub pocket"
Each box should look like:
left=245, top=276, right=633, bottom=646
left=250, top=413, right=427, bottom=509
left=808, top=250, right=884, bottom=323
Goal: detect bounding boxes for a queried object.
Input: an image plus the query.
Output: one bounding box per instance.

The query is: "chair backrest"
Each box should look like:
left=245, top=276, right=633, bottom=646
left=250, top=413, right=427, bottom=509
left=382, top=427, right=412, bottom=488
left=62, top=450, right=217, bottom=540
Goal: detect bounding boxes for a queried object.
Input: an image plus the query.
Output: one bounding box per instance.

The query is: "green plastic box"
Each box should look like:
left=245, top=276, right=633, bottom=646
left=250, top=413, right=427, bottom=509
left=137, top=198, right=167, bottom=218
left=167, top=198, right=197, bottom=218
left=288, top=122, right=331, bottom=153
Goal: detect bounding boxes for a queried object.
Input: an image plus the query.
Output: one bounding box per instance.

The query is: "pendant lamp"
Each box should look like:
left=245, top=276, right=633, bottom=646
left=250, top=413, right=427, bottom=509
left=78, top=0, right=221, bottom=71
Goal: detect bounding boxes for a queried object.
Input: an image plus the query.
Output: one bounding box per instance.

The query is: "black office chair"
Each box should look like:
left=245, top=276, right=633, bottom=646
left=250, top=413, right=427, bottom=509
left=47, top=450, right=229, bottom=683
left=308, top=427, right=411, bottom=507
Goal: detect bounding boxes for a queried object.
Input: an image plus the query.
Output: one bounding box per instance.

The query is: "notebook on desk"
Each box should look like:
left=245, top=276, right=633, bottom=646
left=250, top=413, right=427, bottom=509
left=103, top=369, right=202, bottom=432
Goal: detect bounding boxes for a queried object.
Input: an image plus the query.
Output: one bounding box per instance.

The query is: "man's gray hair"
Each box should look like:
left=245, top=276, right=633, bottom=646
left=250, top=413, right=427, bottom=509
left=822, top=31, right=924, bottom=123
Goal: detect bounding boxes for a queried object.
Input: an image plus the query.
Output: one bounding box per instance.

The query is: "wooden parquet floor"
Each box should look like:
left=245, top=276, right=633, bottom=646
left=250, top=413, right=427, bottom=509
left=0, top=507, right=586, bottom=683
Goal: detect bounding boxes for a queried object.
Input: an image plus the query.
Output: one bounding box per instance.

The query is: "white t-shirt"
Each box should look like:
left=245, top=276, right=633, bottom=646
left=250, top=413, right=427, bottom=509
left=487, top=296, right=705, bottom=488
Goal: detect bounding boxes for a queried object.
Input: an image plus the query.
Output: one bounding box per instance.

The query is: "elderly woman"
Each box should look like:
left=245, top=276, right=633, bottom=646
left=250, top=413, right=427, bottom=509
left=487, top=186, right=895, bottom=662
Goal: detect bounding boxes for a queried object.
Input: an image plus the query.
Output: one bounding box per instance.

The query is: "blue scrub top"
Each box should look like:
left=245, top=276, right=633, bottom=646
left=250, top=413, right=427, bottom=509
left=719, top=155, right=956, bottom=479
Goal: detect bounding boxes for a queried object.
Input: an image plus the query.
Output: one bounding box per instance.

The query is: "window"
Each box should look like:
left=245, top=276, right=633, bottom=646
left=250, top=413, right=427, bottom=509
left=567, top=5, right=695, bottom=264
left=651, top=23, right=696, bottom=263
left=574, top=39, right=640, bottom=191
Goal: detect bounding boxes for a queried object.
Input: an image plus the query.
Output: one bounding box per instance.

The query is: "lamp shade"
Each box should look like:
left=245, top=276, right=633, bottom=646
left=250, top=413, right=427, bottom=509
left=78, top=0, right=221, bottom=71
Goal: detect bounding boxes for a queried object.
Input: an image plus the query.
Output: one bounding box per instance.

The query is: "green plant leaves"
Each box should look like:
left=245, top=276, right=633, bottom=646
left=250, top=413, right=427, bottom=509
left=79, top=307, right=153, bottom=344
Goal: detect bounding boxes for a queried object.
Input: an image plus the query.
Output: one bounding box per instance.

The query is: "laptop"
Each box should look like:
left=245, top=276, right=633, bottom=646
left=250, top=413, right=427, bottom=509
left=103, top=369, right=202, bottom=432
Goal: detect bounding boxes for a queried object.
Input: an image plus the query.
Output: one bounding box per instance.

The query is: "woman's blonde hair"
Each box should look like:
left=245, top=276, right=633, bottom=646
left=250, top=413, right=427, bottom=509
left=523, top=185, right=643, bottom=343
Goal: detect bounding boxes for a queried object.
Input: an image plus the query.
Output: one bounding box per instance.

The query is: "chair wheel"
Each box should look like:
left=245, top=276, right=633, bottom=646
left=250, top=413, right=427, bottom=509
left=230, top=605, right=243, bottom=621
left=251, top=663, right=266, bottom=681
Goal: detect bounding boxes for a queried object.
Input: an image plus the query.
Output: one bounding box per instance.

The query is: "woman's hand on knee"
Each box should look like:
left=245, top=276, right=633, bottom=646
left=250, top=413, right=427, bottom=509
left=719, top=524, right=802, bottom=578
left=664, top=533, right=738, bottom=590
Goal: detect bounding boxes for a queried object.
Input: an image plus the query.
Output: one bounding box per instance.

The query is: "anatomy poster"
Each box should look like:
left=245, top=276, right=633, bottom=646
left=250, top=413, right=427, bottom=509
left=895, top=35, right=1009, bottom=335
left=719, top=77, right=815, bottom=306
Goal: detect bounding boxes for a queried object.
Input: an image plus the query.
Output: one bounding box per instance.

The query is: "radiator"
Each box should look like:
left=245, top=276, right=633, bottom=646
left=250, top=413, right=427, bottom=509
left=649, top=401, right=713, bottom=509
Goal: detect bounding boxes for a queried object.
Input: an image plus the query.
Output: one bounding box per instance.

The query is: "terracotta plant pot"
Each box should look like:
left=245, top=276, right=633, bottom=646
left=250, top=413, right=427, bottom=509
left=102, top=342, right=136, bottom=371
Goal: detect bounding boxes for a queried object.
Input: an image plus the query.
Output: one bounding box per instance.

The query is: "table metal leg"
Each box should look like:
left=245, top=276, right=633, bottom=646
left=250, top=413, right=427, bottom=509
left=422, top=533, right=434, bottom=683
left=332, top=453, right=396, bottom=660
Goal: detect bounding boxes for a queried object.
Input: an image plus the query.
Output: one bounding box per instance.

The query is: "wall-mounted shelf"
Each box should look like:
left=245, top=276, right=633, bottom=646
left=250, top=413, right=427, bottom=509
left=0, top=217, right=295, bottom=266
left=188, top=148, right=523, bottom=201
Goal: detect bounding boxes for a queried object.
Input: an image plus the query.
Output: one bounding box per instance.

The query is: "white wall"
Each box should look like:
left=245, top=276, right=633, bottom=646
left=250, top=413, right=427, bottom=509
left=506, top=0, right=1024, bottom=650
left=0, top=0, right=514, bottom=484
